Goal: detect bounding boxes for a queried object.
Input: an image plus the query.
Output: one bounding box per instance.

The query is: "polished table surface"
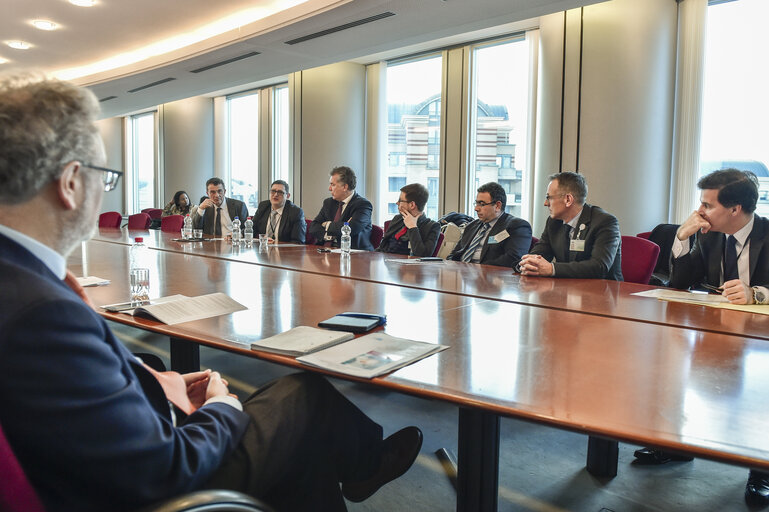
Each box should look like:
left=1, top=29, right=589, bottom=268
left=91, top=228, right=769, bottom=342
left=70, top=240, right=769, bottom=473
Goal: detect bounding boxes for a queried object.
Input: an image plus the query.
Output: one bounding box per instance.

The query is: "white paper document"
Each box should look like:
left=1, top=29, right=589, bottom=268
left=631, top=289, right=729, bottom=304
left=104, top=293, right=246, bottom=325
left=77, top=276, right=110, bottom=287
left=249, top=326, right=354, bottom=356
left=329, top=248, right=367, bottom=254
left=384, top=258, right=444, bottom=264
left=297, top=332, right=449, bottom=379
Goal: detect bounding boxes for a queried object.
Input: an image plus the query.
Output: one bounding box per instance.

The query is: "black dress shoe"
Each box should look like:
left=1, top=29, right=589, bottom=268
left=745, top=471, right=769, bottom=507
left=342, top=426, right=423, bottom=503
left=632, top=447, right=694, bottom=465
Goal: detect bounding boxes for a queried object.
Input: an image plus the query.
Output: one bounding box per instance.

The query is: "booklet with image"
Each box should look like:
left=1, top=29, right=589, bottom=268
left=249, top=326, right=354, bottom=356
left=297, top=332, right=448, bottom=379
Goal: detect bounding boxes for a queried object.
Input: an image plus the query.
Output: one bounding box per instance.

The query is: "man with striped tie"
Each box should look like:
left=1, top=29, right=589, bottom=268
left=447, top=182, right=531, bottom=267
left=252, top=180, right=306, bottom=243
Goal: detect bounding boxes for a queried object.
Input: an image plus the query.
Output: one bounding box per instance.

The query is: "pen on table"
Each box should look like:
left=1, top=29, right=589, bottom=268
left=700, top=283, right=724, bottom=294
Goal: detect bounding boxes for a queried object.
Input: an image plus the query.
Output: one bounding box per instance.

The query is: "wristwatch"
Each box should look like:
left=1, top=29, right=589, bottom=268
left=752, top=287, right=767, bottom=305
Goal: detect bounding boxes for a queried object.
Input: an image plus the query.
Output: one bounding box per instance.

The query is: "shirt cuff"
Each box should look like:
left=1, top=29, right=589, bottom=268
left=203, top=395, right=243, bottom=411
left=671, top=236, right=689, bottom=258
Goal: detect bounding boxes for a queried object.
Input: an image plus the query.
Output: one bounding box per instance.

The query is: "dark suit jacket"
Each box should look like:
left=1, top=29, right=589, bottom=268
left=0, top=234, right=249, bottom=512
left=252, top=199, right=306, bottom=243
left=447, top=212, right=532, bottom=267
left=669, top=215, right=769, bottom=290
left=375, top=214, right=440, bottom=257
left=309, top=192, right=373, bottom=250
left=191, top=197, right=249, bottom=235
left=529, top=203, right=623, bottom=280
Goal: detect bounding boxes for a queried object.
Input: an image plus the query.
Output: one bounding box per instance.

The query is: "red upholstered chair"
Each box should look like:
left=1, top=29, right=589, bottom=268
left=620, top=235, right=660, bottom=284
left=636, top=231, right=652, bottom=240
left=0, top=422, right=45, bottom=512
left=529, top=236, right=539, bottom=252
left=370, top=225, right=384, bottom=249
left=98, top=211, right=122, bottom=229
left=160, top=215, right=184, bottom=233
left=127, top=213, right=151, bottom=230
left=141, top=208, right=163, bottom=220
left=305, top=218, right=318, bottom=245
left=384, top=220, right=391, bottom=233
left=431, top=232, right=445, bottom=257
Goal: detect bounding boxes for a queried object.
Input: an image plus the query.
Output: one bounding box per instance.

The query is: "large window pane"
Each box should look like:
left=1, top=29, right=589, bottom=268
left=228, top=93, right=259, bottom=211
left=469, top=36, right=531, bottom=219
left=131, top=112, right=155, bottom=212
left=383, top=55, right=442, bottom=224
left=272, top=85, right=290, bottom=186
left=700, top=0, right=769, bottom=216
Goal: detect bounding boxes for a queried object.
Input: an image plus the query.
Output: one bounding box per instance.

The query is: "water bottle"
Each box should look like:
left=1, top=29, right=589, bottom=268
left=129, top=237, right=150, bottom=302
left=340, top=222, right=351, bottom=254
left=244, top=217, right=254, bottom=246
left=182, top=214, right=193, bottom=239
left=231, top=217, right=241, bottom=244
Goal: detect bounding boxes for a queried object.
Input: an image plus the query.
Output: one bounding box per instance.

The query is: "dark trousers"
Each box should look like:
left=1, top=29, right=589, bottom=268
left=205, top=372, right=383, bottom=511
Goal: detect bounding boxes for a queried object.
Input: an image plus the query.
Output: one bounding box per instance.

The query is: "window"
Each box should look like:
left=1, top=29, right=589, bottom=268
left=227, top=92, right=260, bottom=211
left=127, top=112, right=156, bottom=213
left=699, top=0, right=769, bottom=216
left=381, top=55, right=442, bottom=224
left=388, top=202, right=399, bottom=215
left=427, top=177, right=439, bottom=220
left=468, top=36, right=531, bottom=219
left=272, top=85, right=290, bottom=185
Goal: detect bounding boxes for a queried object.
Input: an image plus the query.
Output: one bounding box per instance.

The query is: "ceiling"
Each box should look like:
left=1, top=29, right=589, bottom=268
left=1, top=0, right=604, bottom=118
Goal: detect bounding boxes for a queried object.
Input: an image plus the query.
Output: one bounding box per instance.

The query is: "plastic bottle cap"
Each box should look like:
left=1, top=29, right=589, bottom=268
left=135, top=237, right=143, bottom=243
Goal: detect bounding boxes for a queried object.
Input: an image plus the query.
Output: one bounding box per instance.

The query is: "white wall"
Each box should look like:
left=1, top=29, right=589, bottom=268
left=95, top=117, right=124, bottom=214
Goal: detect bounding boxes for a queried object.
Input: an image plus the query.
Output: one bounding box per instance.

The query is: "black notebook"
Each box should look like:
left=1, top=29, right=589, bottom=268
left=318, top=312, right=387, bottom=333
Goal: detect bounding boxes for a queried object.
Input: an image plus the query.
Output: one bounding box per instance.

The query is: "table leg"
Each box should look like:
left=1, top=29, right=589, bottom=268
left=457, top=408, right=499, bottom=512
left=586, top=435, right=618, bottom=477
left=169, top=337, right=200, bottom=373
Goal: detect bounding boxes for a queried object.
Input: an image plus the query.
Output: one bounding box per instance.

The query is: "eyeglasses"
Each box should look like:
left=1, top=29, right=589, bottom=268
left=270, top=189, right=286, bottom=196
left=545, top=193, right=565, bottom=202
left=82, top=164, right=123, bottom=192
left=474, top=200, right=498, bottom=207
left=395, top=199, right=411, bottom=204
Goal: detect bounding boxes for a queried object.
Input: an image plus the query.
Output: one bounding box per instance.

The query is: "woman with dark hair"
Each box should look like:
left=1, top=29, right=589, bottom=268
left=162, top=190, right=195, bottom=217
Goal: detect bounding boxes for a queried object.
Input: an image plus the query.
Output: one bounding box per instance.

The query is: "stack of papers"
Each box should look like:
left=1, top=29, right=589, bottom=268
left=250, top=326, right=354, bottom=356
left=102, top=293, right=246, bottom=324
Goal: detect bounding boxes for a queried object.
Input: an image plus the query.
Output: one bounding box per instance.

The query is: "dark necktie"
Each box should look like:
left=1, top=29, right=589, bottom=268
left=333, top=201, right=343, bottom=222
left=461, top=223, right=490, bottom=262
left=214, top=207, right=222, bottom=237
left=724, top=234, right=739, bottom=282
left=267, top=211, right=278, bottom=239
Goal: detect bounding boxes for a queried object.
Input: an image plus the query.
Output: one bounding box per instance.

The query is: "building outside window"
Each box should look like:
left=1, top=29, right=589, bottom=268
left=699, top=0, right=769, bottom=216
left=468, top=35, right=531, bottom=219
left=383, top=55, right=442, bottom=224
left=127, top=111, right=156, bottom=212
left=227, top=92, right=260, bottom=211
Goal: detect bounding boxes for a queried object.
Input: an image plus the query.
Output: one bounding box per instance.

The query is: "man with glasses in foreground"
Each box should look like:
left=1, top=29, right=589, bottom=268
left=518, top=171, right=622, bottom=280
left=447, top=181, right=532, bottom=267
left=0, top=73, right=422, bottom=512
left=252, top=179, right=306, bottom=243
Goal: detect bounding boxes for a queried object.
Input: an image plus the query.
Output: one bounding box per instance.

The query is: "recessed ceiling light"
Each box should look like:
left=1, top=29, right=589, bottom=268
left=68, top=0, right=96, bottom=6
left=32, top=20, right=58, bottom=31
left=0, top=57, right=9, bottom=65
left=6, top=41, right=32, bottom=50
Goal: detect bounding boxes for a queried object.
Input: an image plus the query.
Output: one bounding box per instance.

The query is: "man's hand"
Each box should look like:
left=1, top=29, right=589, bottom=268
left=401, top=208, right=418, bottom=229
left=518, top=254, right=554, bottom=277
left=677, top=210, right=711, bottom=240
left=184, top=369, right=212, bottom=409
left=722, top=279, right=753, bottom=305
left=199, top=198, right=214, bottom=210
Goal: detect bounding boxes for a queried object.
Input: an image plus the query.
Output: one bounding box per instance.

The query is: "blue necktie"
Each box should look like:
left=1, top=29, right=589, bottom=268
left=724, top=234, right=739, bottom=282
left=461, top=223, right=490, bottom=262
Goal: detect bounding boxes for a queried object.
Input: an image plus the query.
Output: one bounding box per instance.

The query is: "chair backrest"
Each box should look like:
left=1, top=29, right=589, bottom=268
left=436, top=222, right=465, bottom=259
left=636, top=231, right=651, bottom=240
left=127, top=213, right=152, bottom=230
left=647, top=223, right=687, bottom=278
left=160, top=214, right=184, bottom=233
left=431, top=232, right=445, bottom=257
left=529, top=236, right=539, bottom=252
left=384, top=219, right=391, bottom=233
left=370, top=225, right=384, bottom=249
left=0, top=422, right=46, bottom=512
left=98, top=211, right=122, bottom=229
left=620, top=235, right=660, bottom=284
left=141, top=208, right=163, bottom=220
left=305, top=218, right=318, bottom=245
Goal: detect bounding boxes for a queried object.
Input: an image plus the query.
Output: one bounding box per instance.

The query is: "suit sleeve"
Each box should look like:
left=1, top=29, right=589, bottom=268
left=309, top=201, right=331, bottom=243
left=409, top=221, right=441, bottom=257
left=326, top=198, right=372, bottom=239
left=291, top=206, right=307, bottom=244
left=528, top=219, right=556, bottom=261
left=190, top=206, right=205, bottom=230
left=0, top=299, right=249, bottom=508
left=483, top=218, right=532, bottom=267
left=552, top=215, right=621, bottom=279
left=668, top=233, right=708, bottom=290
left=236, top=201, right=249, bottom=226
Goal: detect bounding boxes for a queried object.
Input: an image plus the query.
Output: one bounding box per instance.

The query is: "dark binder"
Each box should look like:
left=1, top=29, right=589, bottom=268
left=318, top=312, right=387, bottom=333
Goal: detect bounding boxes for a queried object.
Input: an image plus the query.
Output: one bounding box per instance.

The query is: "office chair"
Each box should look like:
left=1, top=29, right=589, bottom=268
left=620, top=235, right=660, bottom=284
left=161, top=215, right=185, bottom=233
left=370, top=225, right=384, bottom=249
left=431, top=232, right=445, bottom=257
left=98, top=211, right=122, bottom=229
left=304, top=219, right=318, bottom=245
left=128, top=213, right=152, bottom=230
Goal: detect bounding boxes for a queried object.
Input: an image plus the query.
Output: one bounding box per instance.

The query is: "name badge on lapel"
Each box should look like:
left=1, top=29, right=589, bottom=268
left=570, top=223, right=587, bottom=252
left=493, top=230, right=509, bottom=243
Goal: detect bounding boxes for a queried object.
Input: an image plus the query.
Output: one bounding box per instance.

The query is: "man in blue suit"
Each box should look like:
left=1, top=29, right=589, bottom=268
left=0, top=73, right=421, bottom=512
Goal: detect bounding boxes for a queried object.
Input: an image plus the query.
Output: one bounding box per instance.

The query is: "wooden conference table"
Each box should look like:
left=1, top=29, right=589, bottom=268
left=74, top=233, right=769, bottom=511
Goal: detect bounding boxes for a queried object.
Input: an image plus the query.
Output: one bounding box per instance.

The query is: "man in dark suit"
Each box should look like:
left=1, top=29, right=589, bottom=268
left=518, top=171, right=622, bottom=280
left=376, top=183, right=440, bottom=257
left=309, top=166, right=374, bottom=250
left=252, top=179, right=306, bottom=243
left=638, top=169, right=769, bottom=506
left=0, top=74, right=421, bottom=512
left=447, top=182, right=532, bottom=267
left=191, top=177, right=249, bottom=236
